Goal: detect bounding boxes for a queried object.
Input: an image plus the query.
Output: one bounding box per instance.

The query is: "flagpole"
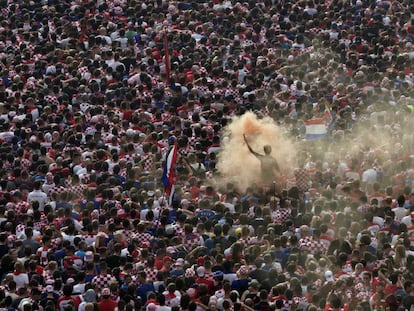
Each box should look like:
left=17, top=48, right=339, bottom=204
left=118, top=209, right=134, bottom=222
left=154, top=190, right=167, bottom=237
left=163, top=27, right=171, bottom=86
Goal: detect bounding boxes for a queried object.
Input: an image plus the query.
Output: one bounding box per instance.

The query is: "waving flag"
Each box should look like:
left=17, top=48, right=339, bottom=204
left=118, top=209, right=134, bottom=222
left=305, top=108, right=333, bottom=140
left=162, top=141, right=178, bottom=205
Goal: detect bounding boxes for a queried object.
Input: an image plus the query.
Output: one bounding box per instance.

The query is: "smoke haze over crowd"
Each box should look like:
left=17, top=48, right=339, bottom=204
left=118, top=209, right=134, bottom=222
left=217, top=112, right=297, bottom=192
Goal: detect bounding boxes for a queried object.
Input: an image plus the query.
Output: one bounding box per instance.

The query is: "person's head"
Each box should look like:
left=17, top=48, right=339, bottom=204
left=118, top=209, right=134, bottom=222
left=259, top=289, right=268, bottom=301
left=330, top=294, right=342, bottom=309
left=403, top=279, right=414, bottom=294
left=62, top=284, right=73, bottom=297
left=362, top=272, right=371, bottom=284
left=376, top=282, right=385, bottom=293
left=264, top=145, right=272, bottom=154
left=101, top=287, right=111, bottom=299
left=157, top=293, right=166, bottom=306
left=354, top=262, right=364, bottom=274
left=84, top=289, right=96, bottom=303
left=31, top=288, right=41, bottom=300
left=14, top=261, right=24, bottom=272
left=25, top=227, right=33, bottom=238
left=394, top=244, right=406, bottom=260
left=84, top=303, right=95, bottom=311
left=99, top=261, right=108, bottom=272
left=7, top=280, right=16, bottom=291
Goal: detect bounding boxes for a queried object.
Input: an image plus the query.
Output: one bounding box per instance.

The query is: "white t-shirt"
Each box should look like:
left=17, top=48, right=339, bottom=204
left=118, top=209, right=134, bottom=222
left=222, top=272, right=237, bottom=283
left=156, top=306, right=172, bottom=311
left=223, top=202, right=235, bottom=214
left=401, top=215, right=412, bottom=227
left=61, top=232, right=82, bottom=246
left=73, top=283, right=86, bottom=294
left=13, top=273, right=29, bottom=289
left=362, top=168, right=377, bottom=184
left=27, top=189, right=48, bottom=211
left=392, top=207, right=408, bottom=222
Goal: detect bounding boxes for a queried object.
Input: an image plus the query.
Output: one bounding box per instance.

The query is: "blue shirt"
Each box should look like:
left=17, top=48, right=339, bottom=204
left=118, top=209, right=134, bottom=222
left=136, top=283, right=155, bottom=304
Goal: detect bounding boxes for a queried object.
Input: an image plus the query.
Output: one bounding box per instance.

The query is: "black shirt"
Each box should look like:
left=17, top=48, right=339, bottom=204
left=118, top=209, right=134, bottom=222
left=106, top=254, right=121, bottom=270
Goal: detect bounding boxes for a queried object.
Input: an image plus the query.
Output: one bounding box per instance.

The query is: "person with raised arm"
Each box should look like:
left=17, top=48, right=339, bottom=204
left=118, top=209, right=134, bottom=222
left=243, top=134, right=281, bottom=190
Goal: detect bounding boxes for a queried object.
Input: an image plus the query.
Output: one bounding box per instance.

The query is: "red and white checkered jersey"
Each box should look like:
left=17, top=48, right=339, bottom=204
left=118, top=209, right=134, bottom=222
left=273, top=208, right=291, bottom=224
left=37, top=245, right=51, bottom=266
left=49, top=185, right=68, bottom=196
left=134, top=232, right=153, bottom=244
left=183, top=232, right=204, bottom=250
left=16, top=201, right=30, bottom=215
left=141, top=153, right=154, bottom=172
left=92, top=273, right=116, bottom=292
left=304, top=238, right=329, bottom=255
left=144, top=267, right=158, bottom=282
left=71, top=184, right=87, bottom=198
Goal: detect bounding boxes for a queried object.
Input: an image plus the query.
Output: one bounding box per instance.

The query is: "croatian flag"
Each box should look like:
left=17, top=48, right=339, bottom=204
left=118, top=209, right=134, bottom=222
left=305, top=109, right=333, bottom=140
left=162, top=141, right=178, bottom=206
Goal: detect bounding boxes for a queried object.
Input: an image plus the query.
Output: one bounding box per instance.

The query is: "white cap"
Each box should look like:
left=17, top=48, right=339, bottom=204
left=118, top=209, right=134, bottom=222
left=196, top=266, right=205, bottom=277
left=325, top=270, right=334, bottom=282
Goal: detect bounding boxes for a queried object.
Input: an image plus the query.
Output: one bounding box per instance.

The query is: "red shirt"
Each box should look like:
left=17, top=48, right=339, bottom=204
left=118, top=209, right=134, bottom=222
left=190, top=186, right=200, bottom=199
left=195, top=277, right=214, bottom=294
left=155, top=257, right=164, bottom=270
left=384, top=284, right=400, bottom=296
left=99, top=299, right=118, bottom=311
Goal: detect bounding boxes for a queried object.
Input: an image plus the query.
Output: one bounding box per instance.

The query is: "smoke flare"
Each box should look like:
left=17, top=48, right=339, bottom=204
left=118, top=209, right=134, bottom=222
left=217, top=112, right=297, bottom=192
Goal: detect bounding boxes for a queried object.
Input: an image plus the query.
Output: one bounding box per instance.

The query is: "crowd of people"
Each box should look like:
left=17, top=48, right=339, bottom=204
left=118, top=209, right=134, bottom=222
left=0, top=0, right=414, bottom=310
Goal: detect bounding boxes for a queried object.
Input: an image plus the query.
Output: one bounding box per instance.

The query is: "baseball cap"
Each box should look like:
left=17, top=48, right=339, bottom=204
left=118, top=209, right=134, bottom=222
left=168, top=136, right=176, bottom=144
left=213, top=271, right=224, bottom=279
left=196, top=266, right=205, bottom=277
left=84, top=251, right=94, bottom=262
left=325, top=270, right=334, bottom=282
left=66, top=278, right=75, bottom=284
left=166, top=246, right=176, bottom=254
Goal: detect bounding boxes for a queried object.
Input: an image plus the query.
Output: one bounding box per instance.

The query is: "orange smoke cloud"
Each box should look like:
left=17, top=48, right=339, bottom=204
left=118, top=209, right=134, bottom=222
left=217, top=112, right=297, bottom=192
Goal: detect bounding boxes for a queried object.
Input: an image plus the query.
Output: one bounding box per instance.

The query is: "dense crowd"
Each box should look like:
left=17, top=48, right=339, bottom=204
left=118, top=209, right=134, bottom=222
left=0, top=0, right=414, bottom=311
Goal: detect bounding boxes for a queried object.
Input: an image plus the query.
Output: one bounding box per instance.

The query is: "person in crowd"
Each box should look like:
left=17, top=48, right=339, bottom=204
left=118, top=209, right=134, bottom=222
left=0, top=0, right=413, bottom=310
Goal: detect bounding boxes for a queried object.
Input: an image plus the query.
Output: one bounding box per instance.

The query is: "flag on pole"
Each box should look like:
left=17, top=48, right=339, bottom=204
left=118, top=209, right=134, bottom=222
left=163, top=29, right=171, bottom=85
left=162, top=141, right=178, bottom=205
left=305, top=108, right=333, bottom=140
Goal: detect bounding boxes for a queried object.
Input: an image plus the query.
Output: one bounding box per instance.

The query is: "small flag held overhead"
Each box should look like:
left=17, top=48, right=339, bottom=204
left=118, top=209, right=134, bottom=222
left=305, top=105, right=333, bottom=140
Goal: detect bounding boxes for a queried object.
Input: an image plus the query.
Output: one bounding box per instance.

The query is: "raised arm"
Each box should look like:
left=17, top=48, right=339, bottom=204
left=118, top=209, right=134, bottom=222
left=243, top=134, right=262, bottom=158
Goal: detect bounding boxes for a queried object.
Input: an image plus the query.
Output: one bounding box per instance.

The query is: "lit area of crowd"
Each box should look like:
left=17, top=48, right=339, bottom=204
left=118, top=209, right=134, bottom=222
left=0, top=0, right=413, bottom=311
